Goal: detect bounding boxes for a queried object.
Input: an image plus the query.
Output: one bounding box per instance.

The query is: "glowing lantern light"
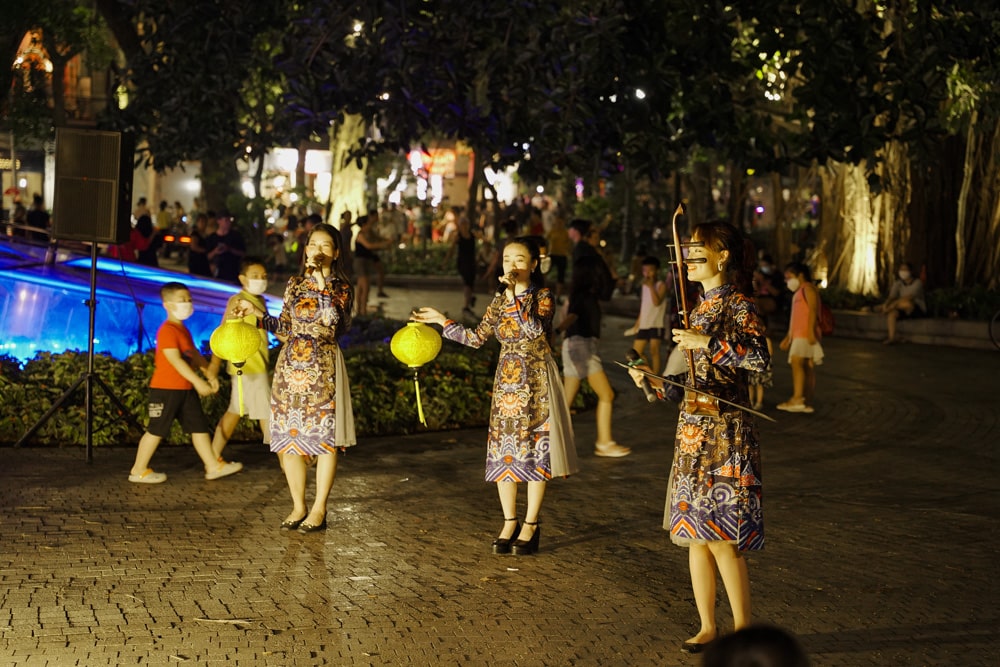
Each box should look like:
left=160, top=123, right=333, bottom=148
left=210, top=318, right=262, bottom=415
left=390, top=322, right=442, bottom=426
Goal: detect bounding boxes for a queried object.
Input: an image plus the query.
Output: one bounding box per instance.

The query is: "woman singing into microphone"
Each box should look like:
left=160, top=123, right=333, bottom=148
left=234, top=223, right=356, bottom=533
left=411, top=236, right=576, bottom=556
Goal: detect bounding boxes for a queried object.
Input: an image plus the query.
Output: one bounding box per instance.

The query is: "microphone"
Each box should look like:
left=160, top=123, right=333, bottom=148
left=625, top=349, right=658, bottom=403
left=307, top=253, right=325, bottom=272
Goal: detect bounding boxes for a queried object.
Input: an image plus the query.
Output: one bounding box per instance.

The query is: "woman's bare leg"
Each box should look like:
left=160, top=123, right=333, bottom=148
left=708, top=541, right=751, bottom=631
left=687, top=545, right=719, bottom=644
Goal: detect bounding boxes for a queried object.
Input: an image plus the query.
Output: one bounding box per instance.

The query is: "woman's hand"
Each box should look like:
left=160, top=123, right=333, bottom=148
left=305, top=253, right=328, bottom=290
left=410, top=307, right=447, bottom=326
left=779, top=336, right=791, bottom=351
left=498, top=271, right=518, bottom=297
left=232, top=299, right=264, bottom=319
left=628, top=364, right=664, bottom=390
left=671, top=328, right=711, bottom=351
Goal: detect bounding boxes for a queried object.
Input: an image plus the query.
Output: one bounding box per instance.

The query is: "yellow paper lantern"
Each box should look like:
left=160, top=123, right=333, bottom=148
left=390, top=322, right=442, bottom=425
left=210, top=318, right=262, bottom=415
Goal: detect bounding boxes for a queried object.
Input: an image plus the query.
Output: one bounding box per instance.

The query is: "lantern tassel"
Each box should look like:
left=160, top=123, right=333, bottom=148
left=413, top=371, right=426, bottom=426
left=236, top=367, right=246, bottom=416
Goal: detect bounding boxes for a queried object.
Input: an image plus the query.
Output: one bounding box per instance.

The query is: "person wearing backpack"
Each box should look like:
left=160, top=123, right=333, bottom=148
left=777, top=262, right=823, bottom=413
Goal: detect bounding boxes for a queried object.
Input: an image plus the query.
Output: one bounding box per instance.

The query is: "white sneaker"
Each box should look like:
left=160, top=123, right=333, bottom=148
left=205, top=460, right=243, bottom=480
left=594, top=442, right=632, bottom=458
left=128, top=469, right=167, bottom=484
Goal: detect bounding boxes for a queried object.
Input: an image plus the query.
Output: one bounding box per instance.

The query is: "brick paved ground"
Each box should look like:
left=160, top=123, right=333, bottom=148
left=1, top=284, right=997, bottom=666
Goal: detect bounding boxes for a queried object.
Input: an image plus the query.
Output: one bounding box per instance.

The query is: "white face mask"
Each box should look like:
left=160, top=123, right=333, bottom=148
left=168, top=302, right=194, bottom=321
left=246, top=278, right=268, bottom=295
left=786, top=277, right=801, bottom=292
left=898, top=270, right=911, bottom=281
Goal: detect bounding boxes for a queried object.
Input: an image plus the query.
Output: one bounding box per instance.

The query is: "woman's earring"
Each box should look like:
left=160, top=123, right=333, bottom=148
left=718, top=261, right=724, bottom=271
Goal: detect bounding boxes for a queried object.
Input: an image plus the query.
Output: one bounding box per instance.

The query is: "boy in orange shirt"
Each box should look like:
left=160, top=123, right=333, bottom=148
left=128, top=282, right=243, bottom=483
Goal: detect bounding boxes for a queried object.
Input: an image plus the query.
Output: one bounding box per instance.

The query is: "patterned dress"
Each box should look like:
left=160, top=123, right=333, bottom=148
left=263, top=276, right=356, bottom=455
left=443, top=287, right=576, bottom=482
left=667, top=283, right=769, bottom=551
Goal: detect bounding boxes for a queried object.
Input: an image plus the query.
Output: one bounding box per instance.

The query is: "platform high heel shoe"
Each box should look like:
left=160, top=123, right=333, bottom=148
left=491, top=518, right=519, bottom=554
left=511, top=521, right=540, bottom=555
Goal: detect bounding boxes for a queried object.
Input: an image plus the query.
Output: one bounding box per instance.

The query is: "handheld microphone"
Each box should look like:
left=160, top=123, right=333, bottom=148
left=625, top=349, right=658, bottom=402
left=307, top=253, right=325, bottom=272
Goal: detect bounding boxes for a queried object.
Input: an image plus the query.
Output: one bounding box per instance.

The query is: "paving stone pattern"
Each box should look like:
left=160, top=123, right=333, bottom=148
left=1, top=286, right=997, bottom=666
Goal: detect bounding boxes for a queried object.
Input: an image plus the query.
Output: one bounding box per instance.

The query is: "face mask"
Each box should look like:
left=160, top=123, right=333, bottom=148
left=898, top=270, right=911, bottom=281
left=539, top=256, right=552, bottom=274
left=246, top=278, right=268, bottom=295
left=786, top=278, right=801, bottom=292
left=759, top=264, right=773, bottom=275
left=168, top=302, right=194, bottom=321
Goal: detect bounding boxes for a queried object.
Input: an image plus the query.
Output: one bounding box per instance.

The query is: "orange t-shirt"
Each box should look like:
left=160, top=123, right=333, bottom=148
left=151, top=320, right=197, bottom=390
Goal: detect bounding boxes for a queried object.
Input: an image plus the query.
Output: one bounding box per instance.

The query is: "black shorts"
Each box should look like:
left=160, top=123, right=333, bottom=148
left=457, top=260, right=477, bottom=288
left=146, top=388, right=212, bottom=437
left=635, top=327, right=665, bottom=341
left=898, top=305, right=925, bottom=319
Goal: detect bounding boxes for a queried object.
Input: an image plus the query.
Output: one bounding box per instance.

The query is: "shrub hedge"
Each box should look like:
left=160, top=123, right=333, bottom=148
left=0, top=316, right=596, bottom=446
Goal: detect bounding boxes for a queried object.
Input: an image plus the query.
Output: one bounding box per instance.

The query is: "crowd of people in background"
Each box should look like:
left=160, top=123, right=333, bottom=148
left=4, top=188, right=929, bottom=368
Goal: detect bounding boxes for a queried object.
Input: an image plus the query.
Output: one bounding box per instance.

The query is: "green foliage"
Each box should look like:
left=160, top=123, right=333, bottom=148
left=819, top=286, right=879, bottom=311
left=574, top=196, right=613, bottom=226
left=0, top=350, right=240, bottom=446
left=385, top=245, right=454, bottom=276
left=925, top=286, right=1000, bottom=320
left=100, top=0, right=293, bottom=170
left=0, top=317, right=595, bottom=446
left=821, top=285, right=1000, bottom=321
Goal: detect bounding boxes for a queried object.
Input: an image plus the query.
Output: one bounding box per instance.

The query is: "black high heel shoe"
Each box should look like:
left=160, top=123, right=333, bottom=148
left=491, top=518, right=519, bottom=554
left=297, top=517, right=327, bottom=533
left=280, top=516, right=306, bottom=531
left=511, top=521, right=540, bottom=555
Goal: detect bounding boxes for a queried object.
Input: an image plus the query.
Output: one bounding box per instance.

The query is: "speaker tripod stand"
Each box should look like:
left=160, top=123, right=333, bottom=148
left=15, top=242, right=142, bottom=461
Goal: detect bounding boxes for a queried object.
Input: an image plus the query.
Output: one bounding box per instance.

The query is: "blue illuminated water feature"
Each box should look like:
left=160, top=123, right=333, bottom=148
left=0, top=240, right=281, bottom=364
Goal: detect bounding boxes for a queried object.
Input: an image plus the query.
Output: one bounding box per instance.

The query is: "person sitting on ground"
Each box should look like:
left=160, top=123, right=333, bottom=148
left=878, top=261, right=926, bottom=345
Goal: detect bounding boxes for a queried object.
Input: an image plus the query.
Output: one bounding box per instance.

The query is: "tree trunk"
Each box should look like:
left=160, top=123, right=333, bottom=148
left=465, top=150, right=480, bottom=222
left=954, top=113, right=1000, bottom=290
left=325, top=114, right=367, bottom=223
left=820, top=142, right=911, bottom=296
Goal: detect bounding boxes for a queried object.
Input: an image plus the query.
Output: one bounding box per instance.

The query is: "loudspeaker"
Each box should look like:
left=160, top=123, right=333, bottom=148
left=51, top=128, right=134, bottom=244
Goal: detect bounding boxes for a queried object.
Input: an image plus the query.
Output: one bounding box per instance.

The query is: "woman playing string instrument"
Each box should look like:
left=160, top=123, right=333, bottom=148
left=630, top=220, right=769, bottom=654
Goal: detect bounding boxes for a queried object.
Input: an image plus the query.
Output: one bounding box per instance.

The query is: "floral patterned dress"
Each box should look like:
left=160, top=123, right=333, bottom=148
left=443, top=287, right=576, bottom=482
left=263, top=275, right=356, bottom=455
left=667, top=283, right=769, bottom=551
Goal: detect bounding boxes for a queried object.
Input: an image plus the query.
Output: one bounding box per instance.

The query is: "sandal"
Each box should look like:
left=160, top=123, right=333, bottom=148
left=595, top=442, right=631, bottom=458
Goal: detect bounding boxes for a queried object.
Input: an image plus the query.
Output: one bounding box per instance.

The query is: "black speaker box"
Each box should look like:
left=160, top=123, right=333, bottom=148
left=51, top=128, right=134, bottom=244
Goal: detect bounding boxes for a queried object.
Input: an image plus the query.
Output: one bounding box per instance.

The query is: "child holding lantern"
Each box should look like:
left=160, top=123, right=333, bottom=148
left=411, top=236, right=576, bottom=556
left=209, top=257, right=275, bottom=460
